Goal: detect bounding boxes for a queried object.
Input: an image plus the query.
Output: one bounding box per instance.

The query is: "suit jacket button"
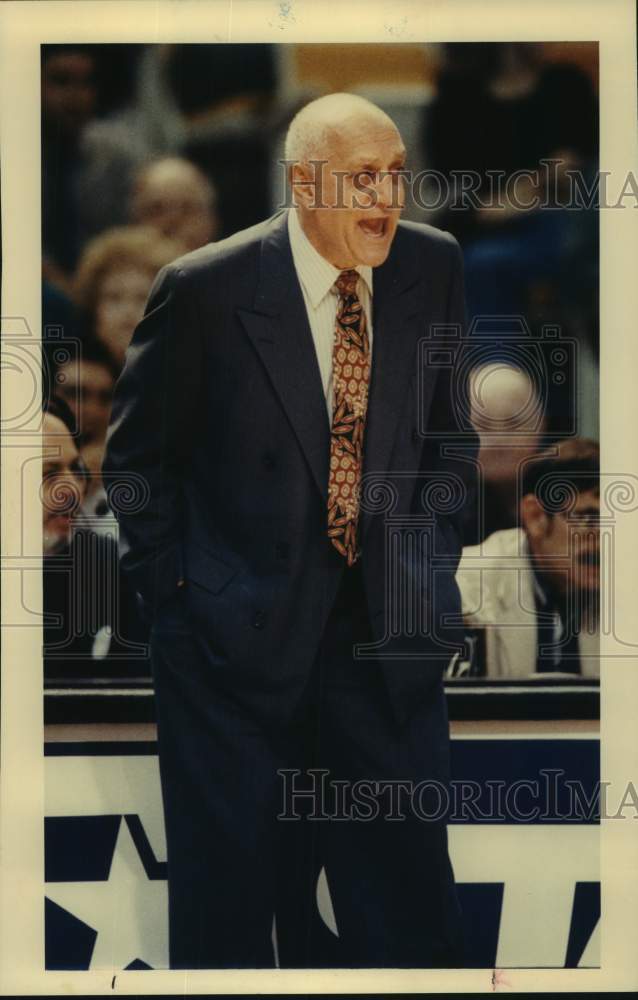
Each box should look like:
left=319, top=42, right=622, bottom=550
left=275, top=541, right=289, bottom=560
left=263, top=453, right=276, bottom=469
left=252, top=610, right=267, bottom=629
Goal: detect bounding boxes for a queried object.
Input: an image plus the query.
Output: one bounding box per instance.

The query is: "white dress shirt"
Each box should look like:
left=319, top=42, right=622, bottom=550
left=287, top=207, right=373, bottom=419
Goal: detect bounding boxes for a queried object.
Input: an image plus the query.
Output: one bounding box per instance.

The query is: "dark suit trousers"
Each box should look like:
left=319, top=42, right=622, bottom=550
left=150, top=561, right=464, bottom=969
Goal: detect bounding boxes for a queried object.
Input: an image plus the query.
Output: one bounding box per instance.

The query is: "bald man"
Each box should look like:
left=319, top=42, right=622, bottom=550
left=469, top=362, right=547, bottom=539
left=130, top=156, right=219, bottom=251
left=104, top=93, right=479, bottom=969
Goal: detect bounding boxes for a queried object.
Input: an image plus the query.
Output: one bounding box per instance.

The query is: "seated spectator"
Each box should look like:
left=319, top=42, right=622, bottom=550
left=467, top=362, right=547, bottom=542
left=455, top=438, right=599, bottom=679
left=72, top=225, right=183, bottom=369
left=55, top=338, right=119, bottom=524
left=42, top=396, right=88, bottom=557
left=42, top=395, right=150, bottom=680
left=130, top=156, right=219, bottom=250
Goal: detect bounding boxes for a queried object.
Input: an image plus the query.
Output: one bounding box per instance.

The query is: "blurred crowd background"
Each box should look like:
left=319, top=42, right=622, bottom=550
left=40, top=41, right=600, bottom=685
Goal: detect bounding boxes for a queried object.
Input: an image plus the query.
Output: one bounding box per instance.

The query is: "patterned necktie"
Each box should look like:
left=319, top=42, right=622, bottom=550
left=327, top=269, right=371, bottom=566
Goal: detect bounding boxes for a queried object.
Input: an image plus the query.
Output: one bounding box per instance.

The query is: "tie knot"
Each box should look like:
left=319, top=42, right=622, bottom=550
left=334, top=269, right=359, bottom=298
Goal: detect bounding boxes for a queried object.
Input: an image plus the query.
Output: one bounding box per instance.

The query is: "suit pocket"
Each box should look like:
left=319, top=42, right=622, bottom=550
left=184, top=545, right=240, bottom=595
left=151, top=585, right=193, bottom=634
left=132, top=540, right=183, bottom=614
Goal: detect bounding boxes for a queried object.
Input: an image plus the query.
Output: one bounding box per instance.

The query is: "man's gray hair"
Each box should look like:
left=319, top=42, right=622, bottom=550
left=284, top=92, right=394, bottom=166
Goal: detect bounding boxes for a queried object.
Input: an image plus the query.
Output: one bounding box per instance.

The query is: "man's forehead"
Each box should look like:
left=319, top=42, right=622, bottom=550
left=572, top=486, right=600, bottom=507
left=326, top=116, right=405, bottom=163
left=550, top=485, right=599, bottom=516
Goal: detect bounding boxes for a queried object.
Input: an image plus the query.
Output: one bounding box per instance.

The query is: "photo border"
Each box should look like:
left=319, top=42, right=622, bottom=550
left=1, top=0, right=637, bottom=993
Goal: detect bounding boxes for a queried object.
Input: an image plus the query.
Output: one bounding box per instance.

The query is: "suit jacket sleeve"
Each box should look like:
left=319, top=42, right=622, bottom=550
left=420, top=235, right=480, bottom=565
left=102, top=262, right=205, bottom=613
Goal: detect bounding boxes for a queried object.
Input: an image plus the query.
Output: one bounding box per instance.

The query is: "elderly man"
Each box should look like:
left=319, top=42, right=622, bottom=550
left=104, top=93, right=478, bottom=969
left=42, top=395, right=97, bottom=671
left=42, top=397, right=88, bottom=557
left=42, top=395, right=149, bottom=680
left=129, top=156, right=219, bottom=251
left=455, top=438, right=600, bottom=678
left=467, top=361, right=547, bottom=541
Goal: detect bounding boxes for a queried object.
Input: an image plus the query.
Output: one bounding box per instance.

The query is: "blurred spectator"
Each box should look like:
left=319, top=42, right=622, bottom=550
left=42, top=395, right=150, bottom=680
left=424, top=42, right=597, bottom=238
left=455, top=438, right=599, bottom=679
left=55, top=338, right=119, bottom=520
left=164, top=43, right=279, bottom=235
left=42, top=279, right=80, bottom=410
left=423, top=42, right=599, bottom=350
left=42, top=45, right=100, bottom=293
left=166, top=43, right=276, bottom=120
left=130, top=157, right=219, bottom=250
left=56, top=337, right=117, bottom=447
left=467, top=362, right=547, bottom=541
left=42, top=396, right=88, bottom=557
left=43, top=279, right=78, bottom=342
left=42, top=394, right=99, bottom=675
left=73, top=225, right=184, bottom=369
left=41, top=45, right=153, bottom=294
left=70, top=43, right=280, bottom=244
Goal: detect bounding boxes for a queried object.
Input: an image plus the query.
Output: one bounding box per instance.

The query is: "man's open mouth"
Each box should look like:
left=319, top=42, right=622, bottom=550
left=358, top=217, right=389, bottom=239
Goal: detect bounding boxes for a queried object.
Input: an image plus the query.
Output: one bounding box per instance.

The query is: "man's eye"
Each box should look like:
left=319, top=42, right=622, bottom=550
left=354, top=170, right=377, bottom=184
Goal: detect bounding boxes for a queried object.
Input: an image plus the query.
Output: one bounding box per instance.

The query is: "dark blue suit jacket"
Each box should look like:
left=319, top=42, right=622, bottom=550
left=103, top=208, right=479, bottom=727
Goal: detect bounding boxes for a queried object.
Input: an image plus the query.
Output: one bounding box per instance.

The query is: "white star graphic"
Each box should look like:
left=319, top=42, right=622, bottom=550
left=46, top=817, right=168, bottom=970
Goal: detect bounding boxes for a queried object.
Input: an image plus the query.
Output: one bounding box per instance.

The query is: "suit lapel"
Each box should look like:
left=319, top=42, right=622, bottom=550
left=361, top=229, right=433, bottom=537
left=238, top=214, right=434, bottom=515
left=237, top=211, right=330, bottom=503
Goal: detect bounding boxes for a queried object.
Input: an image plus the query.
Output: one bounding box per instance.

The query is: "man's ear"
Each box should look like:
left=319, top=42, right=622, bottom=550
left=520, top=493, right=550, bottom=543
left=289, top=161, right=316, bottom=209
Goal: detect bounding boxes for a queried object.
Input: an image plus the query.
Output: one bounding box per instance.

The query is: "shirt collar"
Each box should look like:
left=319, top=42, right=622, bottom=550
left=287, top=207, right=373, bottom=310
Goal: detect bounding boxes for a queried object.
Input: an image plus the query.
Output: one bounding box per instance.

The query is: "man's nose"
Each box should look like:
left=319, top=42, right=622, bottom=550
left=376, top=170, right=404, bottom=210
